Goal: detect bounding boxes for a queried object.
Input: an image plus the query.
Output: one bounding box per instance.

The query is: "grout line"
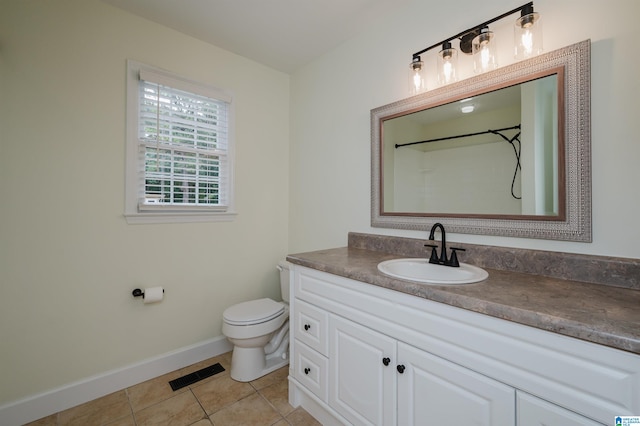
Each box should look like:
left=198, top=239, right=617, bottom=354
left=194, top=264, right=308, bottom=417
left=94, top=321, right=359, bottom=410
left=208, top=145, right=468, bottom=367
left=124, top=388, right=138, bottom=426
left=189, top=388, right=212, bottom=425
left=189, top=389, right=210, bottom=426
left=255, top=391, right=285, bottom=425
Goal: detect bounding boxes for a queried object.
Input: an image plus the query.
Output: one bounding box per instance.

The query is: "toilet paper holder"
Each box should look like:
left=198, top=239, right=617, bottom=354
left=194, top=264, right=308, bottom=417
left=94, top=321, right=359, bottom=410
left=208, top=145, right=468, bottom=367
left=132, top=288, right=164, bottom=299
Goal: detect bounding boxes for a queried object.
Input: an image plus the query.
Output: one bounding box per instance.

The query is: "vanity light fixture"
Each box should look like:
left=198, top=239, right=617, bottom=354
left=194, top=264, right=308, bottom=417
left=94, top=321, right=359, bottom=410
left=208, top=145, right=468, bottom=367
left=409, top=2, right=541, bottom=93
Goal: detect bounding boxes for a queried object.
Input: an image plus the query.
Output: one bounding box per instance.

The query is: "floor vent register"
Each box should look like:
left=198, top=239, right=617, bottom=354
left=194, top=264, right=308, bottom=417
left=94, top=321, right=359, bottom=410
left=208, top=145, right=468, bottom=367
left=168, top=363, right=225, bottom=391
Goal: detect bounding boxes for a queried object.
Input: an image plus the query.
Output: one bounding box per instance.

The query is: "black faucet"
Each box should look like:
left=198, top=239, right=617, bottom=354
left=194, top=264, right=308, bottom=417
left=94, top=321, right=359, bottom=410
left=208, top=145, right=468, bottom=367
left=425, top=223, right=465, bottom=267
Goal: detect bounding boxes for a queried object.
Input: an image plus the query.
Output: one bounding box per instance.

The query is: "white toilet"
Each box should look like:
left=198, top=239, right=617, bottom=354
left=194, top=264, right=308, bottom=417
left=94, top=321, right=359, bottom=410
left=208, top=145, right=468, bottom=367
left=222, top=260, right=291, bottom=382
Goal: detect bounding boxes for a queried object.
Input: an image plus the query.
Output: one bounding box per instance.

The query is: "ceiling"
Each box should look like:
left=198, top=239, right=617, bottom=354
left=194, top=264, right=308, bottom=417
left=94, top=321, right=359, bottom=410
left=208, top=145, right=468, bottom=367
left=100, top=0, right=409, bottom=73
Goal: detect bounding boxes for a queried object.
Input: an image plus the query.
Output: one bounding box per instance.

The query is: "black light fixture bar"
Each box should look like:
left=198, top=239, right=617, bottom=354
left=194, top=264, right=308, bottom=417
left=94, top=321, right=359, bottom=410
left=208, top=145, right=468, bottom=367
left=412, top=2, right=533, bottom=59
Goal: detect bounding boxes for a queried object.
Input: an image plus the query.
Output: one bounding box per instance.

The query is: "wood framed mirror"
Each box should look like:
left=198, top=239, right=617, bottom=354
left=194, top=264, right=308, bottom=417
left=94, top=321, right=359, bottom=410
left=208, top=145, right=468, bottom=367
left=371, top=40, right=591, bottom=241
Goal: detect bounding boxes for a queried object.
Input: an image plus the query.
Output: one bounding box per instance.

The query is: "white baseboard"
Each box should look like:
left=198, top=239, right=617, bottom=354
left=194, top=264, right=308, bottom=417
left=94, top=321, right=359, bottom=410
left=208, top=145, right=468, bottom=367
left=0, top=335, right=233, bottom=426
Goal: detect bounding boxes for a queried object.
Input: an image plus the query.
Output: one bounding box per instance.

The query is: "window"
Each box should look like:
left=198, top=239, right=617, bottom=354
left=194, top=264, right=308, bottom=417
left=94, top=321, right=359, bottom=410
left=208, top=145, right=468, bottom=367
left=125, top=61, right=235, bottom=224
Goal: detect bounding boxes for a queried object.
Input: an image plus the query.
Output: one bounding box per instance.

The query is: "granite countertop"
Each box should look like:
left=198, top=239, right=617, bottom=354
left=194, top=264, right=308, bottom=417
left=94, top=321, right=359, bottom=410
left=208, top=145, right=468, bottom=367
left=287, top=246, right=640, bottom=355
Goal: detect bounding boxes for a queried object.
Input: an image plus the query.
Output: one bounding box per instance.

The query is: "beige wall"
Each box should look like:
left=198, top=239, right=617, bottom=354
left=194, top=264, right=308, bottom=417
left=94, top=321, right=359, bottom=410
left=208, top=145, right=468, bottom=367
left=0, top=0, right=289, bottom=403
left=289, top=0, right=640, bottom=258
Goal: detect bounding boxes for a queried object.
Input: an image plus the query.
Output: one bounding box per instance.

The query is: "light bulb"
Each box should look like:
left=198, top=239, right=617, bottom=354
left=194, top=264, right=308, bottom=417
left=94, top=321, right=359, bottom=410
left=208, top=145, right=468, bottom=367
left=480, top=45, right=490, bottom=68
left=443, top=62, right=453, bottom=80
left=409, top=56, right=426, bottom=95
left=521, top=28, right=534, bottom=55
left=472, top=27, right=497, bottom=73
left=437, top=41, right=458, bottom=86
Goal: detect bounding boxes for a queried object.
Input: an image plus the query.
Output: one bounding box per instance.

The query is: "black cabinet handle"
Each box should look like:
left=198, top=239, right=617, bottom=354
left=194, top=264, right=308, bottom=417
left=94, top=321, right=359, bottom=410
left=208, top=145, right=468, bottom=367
left=304, top=367, right=311, bottom=375
left=382, top=357, right=390, bottom=366
left=304, top=324, right=311, bottom=331
left=397, top=364, right=405, bottom=374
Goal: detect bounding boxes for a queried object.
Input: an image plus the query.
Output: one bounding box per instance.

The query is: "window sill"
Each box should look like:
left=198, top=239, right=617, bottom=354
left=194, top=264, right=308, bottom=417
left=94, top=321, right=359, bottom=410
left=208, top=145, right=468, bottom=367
left=124, top=211, right=237, bottom=225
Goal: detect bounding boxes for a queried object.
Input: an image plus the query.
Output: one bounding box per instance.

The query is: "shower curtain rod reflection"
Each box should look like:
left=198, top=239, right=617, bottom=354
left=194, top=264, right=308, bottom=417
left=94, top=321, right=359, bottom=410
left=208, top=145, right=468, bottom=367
left=394, top=124, right=521, bottom=149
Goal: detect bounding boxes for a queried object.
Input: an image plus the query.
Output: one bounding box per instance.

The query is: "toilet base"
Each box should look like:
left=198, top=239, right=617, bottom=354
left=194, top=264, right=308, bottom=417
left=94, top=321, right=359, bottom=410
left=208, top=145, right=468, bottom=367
left=230, top=346, right=289, bottom=382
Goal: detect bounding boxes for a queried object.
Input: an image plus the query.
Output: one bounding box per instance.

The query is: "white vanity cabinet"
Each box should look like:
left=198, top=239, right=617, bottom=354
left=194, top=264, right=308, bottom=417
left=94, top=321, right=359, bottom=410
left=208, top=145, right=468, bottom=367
left=288, top=265, right=640, bottom=426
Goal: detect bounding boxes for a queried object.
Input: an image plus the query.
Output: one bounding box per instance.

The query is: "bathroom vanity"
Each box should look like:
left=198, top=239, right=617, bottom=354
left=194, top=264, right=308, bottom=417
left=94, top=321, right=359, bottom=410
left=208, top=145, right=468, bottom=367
left=286, top=234, right=640, bottom=425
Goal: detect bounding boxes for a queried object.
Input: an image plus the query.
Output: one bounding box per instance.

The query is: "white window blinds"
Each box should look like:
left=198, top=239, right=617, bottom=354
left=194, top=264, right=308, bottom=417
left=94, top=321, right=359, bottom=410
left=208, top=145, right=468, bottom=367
left=137, top=70, right=230, bottom=211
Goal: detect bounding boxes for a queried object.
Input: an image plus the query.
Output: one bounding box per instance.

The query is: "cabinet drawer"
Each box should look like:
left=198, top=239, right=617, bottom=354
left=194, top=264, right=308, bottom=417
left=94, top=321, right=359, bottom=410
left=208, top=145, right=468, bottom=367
left=294, top=340, right=328, bottom=402
left=517, top=392, right=603, bottom=426
left=294, top=298, right=329, bottom=356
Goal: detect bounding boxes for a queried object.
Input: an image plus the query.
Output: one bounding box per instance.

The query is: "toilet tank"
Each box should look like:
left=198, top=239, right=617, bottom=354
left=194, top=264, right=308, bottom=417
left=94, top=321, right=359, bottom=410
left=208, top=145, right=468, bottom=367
left=277, top=260, right=291, bottom=303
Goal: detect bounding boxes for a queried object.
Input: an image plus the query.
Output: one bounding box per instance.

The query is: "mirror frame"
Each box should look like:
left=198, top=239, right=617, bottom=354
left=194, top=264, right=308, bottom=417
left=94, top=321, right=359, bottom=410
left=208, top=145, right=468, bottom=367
left=371, top=40, right=591, bottom=242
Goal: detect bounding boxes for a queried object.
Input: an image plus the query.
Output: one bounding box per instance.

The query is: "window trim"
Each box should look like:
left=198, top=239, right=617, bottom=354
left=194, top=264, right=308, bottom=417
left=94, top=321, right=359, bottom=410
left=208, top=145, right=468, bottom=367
left=124, top=60, right=236, bottom=224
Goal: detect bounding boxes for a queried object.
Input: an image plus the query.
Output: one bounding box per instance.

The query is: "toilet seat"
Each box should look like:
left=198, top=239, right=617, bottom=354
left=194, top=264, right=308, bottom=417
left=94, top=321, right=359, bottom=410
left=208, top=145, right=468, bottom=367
left=223, top=298, right=285, bottom=326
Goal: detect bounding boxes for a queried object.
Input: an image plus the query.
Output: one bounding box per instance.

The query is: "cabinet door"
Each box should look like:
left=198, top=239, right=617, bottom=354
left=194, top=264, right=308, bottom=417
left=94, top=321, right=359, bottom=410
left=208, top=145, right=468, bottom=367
left=517, top=391, right=604, bottom=426
left=329, top=314, right=397, bottom=426
left=397, top=342, right=515, bottom=426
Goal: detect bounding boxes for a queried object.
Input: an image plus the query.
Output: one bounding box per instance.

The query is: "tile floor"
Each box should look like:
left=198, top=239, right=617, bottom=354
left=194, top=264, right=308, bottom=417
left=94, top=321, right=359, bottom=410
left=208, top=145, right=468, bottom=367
left=25, top=352, right=320, bottom=426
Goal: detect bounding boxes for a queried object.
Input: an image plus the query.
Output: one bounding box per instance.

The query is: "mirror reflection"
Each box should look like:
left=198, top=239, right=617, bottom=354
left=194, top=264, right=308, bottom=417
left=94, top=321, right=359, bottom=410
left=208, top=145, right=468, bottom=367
left=382, top=73, right=561, bottom=218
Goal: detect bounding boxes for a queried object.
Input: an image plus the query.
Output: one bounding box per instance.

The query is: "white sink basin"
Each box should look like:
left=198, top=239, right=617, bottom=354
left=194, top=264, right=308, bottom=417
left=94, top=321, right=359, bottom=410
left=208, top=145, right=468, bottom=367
left=377, top=258, right=488, bottom=285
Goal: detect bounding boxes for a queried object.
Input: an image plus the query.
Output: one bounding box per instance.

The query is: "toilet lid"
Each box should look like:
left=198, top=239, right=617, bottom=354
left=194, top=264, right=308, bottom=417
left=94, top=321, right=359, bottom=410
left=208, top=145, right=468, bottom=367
left=223, top=298, right=285, bottom=325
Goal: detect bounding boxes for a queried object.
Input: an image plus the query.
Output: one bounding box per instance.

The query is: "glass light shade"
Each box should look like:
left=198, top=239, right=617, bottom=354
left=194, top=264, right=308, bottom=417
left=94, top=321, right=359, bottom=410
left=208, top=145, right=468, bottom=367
left=515, top=12, right=542, bottom=59
left=472, top=28, right=498, bottom=73
left=437, top=44, right=458, bottom=86
left=409, top=57, right=427, bottom=95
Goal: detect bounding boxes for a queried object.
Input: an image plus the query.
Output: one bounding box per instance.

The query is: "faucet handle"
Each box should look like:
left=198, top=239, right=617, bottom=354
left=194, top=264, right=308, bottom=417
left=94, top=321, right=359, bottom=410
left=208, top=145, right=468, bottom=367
left=424, top=244, right=440, bottom=264
left=448, top=247, right=466, bottom=267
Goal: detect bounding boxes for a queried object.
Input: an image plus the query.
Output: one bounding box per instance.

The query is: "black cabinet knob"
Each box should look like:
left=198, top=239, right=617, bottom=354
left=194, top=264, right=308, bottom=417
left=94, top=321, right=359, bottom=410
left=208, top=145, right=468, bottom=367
left=397, top=364, right=405, bottom=374
left=304, top=324, right=311, bottom=331
left=382, top=357, right=390, bottom=366
left=304, top=367, right=311, bottom=375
